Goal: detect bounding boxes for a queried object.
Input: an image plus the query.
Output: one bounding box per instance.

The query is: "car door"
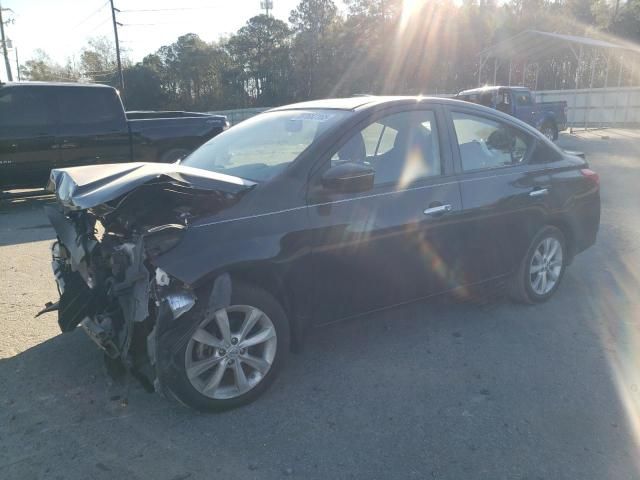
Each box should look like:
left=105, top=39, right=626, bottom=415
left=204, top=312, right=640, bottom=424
left=446, top=107, right=553, bottom=284
left=308, top=106, right=465, bottom=323
left=55, top=86, right=131, bottom=169
left=0, top=86, right=59, bottom=189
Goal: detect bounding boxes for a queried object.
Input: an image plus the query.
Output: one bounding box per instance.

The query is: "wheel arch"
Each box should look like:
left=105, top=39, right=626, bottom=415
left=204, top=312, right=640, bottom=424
left=197, top=265, right=308, bottom=353
left=539, top=117, right=559, bottom=140
left=158, top=143, right=195, bottom=162
left=546, top=217, right=575, bottom=263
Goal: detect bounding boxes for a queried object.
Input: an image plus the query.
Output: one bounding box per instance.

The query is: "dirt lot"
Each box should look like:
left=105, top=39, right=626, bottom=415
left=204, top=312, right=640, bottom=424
left=2, top=129, right=640, bottom=479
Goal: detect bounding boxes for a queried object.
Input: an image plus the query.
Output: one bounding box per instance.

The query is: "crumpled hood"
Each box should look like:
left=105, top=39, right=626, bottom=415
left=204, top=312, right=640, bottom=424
left=47, top=162, right=256, bottom=211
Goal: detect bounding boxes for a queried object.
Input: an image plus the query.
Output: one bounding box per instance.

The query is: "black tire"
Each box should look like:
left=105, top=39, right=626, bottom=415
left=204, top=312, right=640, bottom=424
left=160, top=282, right=290, bottom=412
left=510, top=226, right=567, bottom=304
left=541, top=122, right=558, bottom=142
left=159, top=147, right=191, bottom=163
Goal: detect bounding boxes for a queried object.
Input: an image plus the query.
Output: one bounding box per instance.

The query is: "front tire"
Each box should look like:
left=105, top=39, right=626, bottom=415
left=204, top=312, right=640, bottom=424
left=510, top=226, right=567, bottom=304
left=162, top=283, right=290, bottom=411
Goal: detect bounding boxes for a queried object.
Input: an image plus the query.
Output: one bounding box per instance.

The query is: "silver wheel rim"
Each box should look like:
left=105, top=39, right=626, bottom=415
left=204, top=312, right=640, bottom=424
left=529, top=236, right=563, bottom=296
left=542, top=127, right=554, bottom=141
left=185, top=305, right=277, bottom=400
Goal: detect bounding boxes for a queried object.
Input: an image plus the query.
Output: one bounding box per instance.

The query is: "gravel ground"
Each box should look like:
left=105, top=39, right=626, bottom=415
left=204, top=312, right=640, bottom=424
left=1, top=129, right=640, bottom=480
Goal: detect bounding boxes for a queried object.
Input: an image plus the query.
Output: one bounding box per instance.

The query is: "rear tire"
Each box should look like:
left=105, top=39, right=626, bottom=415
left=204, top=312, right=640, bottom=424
left=510, top=226, right=567, bottom=304
left=161, top=282, right=290, bottom=412
left=541, top=122, right=558, bottom=142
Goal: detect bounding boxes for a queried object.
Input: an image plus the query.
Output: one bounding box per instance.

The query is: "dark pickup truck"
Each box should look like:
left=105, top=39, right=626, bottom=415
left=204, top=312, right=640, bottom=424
left=0, top=82, right=228, bottom=190
left=456, top=86, right=568, bottom=141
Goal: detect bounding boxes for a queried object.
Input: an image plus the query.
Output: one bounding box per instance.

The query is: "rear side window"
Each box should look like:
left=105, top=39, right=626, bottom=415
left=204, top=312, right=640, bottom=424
left=515, top=92, right=533, bottom=106
left=477, top=91, right=494, bottom=107
left=360, top=122, right=397, bottom=156
left=458, top=92, right=493, bottom=107
left=0, top=88, right=50, bottom=127
left=529, top=140, right=563, bottom=164
left=452, top=112, right=532, bottom=171
left=57, top=87, right=123, bottom=125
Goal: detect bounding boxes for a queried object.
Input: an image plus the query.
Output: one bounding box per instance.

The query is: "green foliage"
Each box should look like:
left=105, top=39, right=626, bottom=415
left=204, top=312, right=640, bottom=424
left=227, top=15, right=292, bottom=106
left=20, top=49, right=79, bottom=82
left=79, top=36, right=122, bottom=82
left=19, top=0, right=640, bottom=110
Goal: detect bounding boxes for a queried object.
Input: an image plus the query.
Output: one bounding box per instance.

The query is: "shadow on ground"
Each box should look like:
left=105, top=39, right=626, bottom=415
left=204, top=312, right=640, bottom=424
left=0, top=195, right=56, bottom=247
left=2, top=132, right=640, bottom=479
left=1, top=276, right=638, bottom=479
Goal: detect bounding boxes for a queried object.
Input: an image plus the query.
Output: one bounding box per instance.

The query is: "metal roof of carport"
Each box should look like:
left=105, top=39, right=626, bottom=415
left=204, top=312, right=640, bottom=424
left=477, top=29, right=640, bottom=91
left=479, top=29, right=640, bottom=63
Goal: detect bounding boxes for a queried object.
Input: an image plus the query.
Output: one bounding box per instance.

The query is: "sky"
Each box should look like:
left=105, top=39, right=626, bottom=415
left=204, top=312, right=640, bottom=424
left=1, top=0, right=311, bottom=80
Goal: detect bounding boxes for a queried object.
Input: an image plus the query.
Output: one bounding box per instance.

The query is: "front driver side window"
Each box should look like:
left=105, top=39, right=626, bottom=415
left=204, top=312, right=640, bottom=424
left=452, top=112, right=532, bottom=171
left=331, top=110, right=442, bottom=187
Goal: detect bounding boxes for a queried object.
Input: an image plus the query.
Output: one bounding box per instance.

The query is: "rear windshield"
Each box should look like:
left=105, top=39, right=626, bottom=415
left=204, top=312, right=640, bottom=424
left=57, top=87, right=124, bottom=125
left=0, top=87, right=51, bottom=127
left=182, top=109, right=352, bottom=182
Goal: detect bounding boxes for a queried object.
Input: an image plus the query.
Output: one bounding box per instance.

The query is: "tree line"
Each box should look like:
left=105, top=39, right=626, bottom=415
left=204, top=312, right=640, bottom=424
left=20, top=0, right=640, bottom=111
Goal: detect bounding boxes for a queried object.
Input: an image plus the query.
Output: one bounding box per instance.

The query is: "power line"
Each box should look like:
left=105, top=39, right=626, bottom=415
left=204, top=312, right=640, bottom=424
left=119, top=6, right=224, bottom=13
left=91, top=17, right=112, bottom=31
left=75, top=16, right=111, bottom=35
left=72, top=0, right=110, bottom=30
left=121, top=22, right=202, bottom=26
left=84, top=69, right=119, bottom=74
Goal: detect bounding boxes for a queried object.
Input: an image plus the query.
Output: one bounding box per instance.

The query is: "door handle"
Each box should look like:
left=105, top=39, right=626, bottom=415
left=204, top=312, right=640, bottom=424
left=423, top=204, right=452, bottom=216
left=529, top=188, right=549, bottom=197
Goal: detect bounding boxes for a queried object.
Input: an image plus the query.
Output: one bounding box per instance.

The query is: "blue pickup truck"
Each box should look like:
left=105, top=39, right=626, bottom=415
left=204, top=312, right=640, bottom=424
left=456, top=86, right=568, bottom=141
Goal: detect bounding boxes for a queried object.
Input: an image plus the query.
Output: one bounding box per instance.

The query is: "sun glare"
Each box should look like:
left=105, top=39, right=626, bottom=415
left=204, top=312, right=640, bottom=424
left=400, top=0, right=425, bottom=29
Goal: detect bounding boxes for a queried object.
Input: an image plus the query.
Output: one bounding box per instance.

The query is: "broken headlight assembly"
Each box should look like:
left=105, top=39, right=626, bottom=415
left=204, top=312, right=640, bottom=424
left=144, top=224, right=186, bottom=258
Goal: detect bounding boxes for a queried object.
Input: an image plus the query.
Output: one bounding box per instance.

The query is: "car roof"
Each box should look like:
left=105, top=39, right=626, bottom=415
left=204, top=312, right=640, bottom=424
left=269, top=95, right=548, bottom=141
left=458, top=86, right=529, bottom=95
left=267, top=95, right=473, bottom=113
left=0, top=81, right=115, bottom=89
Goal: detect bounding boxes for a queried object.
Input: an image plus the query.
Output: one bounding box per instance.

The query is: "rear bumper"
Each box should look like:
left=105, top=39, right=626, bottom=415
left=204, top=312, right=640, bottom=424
left=571, top=192, right=600, bottom=257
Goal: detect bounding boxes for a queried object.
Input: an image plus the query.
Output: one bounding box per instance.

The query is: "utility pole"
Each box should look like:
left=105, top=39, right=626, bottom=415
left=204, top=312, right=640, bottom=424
left=109, top=0, right=124, bottom=93
left=15, top=45, right=19, bottom=81
left=0, top=3, right=13, bottom=81
left=260, top=0, right=273, bottom=16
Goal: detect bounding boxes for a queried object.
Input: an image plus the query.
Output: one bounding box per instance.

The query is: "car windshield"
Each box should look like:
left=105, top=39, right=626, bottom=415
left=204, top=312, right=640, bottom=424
left=182, top=109, right=352, bottom=181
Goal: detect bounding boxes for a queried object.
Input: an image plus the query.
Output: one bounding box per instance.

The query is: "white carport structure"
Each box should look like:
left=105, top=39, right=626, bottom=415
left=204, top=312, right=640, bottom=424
left=477, top=30, right=640, bottom=128
left=478, top=30, right=640, bottom=90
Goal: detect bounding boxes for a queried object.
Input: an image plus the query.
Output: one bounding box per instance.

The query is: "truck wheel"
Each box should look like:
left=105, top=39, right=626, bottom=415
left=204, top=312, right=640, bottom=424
left=541, top=123, right=558, bottom=142
left=160, top=148, right=191, bottom=163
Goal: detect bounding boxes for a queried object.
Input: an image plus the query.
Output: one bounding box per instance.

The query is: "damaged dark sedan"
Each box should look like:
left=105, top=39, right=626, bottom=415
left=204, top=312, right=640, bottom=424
left=42, top=96, right=600, bottom=411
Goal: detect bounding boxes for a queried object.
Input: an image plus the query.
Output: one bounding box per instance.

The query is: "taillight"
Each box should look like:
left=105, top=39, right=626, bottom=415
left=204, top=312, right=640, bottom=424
left=581, top=168, right=599, bottom=187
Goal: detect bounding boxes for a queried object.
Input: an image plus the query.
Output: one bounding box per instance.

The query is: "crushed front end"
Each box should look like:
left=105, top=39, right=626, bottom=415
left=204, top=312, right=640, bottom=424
left=40, top=163, right=253, bottom=393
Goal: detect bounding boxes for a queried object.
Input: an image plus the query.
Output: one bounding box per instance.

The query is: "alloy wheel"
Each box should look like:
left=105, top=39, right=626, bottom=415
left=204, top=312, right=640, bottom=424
left=529, top=236, right=563, bottom=296
left=184, top=305, right=277, bottom=400
left=542, top=127, right=555, bottom=141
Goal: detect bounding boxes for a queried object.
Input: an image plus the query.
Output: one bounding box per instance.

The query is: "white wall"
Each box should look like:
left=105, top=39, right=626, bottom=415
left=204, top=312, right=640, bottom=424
left=213, top=87, right=640, bottom=127
left=535, top=87, right=640, bottom=127
left=208, top=107, right=267, bottom=125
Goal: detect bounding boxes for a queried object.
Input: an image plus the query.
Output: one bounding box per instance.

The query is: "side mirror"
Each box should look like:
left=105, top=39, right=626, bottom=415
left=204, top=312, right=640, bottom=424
left=321, top=162, right=375, bottom=194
